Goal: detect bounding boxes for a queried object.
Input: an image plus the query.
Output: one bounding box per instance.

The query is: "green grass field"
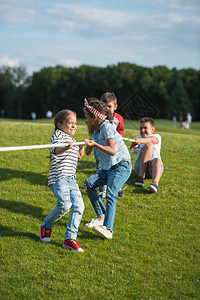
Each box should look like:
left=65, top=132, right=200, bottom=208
left=0, top=118, right=199, bottom=299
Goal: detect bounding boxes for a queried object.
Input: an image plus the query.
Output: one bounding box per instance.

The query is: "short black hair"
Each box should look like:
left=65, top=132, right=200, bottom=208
left=101, top=92, right=117, bottom=105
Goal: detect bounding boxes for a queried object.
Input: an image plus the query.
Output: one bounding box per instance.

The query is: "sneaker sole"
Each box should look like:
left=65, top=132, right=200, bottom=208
left=148, top=185, right=157, bottom=193
left=40, top=237, right=51, bottom=243
left=40, top=227, right=51, bottom=243
left=92, top=227, right=112, bottom=239
left=85, top=223, right=103, bottom=228
left=62, top=244, right=84, bottom=253
left=135, top=182, right=144, bottom=186
left=85, top=221, right=104, bottom=228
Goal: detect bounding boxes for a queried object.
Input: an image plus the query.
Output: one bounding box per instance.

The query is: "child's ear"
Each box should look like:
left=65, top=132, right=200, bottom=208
left=152, top=126, right=155, bottom=133
left=57, top=122, right=62, bottom=129
left=114, top=104, right=118, bottom=111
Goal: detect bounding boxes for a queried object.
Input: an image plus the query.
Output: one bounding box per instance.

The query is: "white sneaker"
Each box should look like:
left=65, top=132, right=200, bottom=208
left=92, top=226, right=113, bottom=239
left=85, top=218, right=104, bottom=228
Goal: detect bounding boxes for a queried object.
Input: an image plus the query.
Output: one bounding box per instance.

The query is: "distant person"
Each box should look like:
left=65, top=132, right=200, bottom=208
left=46, top=110, right=53, bottom=119
left=1, top=109, right=5, bottom=117
left=172, top=115, right=177, bottom=127
left=184, top=120, right=190, bottom=129
left=40, top=109, right=85, bottom=252
left=130, top=117, right=163, bottom=193
left=180, top=120, right=189, bottom=130
left=180, top=120, right=185, bottom=129
left=31, top=111, right=36, bottom=120
left=187, top=113, right=192, bottom=128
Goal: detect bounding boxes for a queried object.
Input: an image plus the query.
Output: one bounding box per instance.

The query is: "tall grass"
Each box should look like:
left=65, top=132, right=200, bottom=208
left=0, top=119, right=199, bottom=299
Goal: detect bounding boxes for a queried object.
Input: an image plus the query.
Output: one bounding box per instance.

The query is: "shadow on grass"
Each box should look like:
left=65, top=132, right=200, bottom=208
left=0, top=224, right=39, bottom=240
left=0, top=224, right=61, bottom=247
left=78, top=226, right=105, bottom=240
left=0, top=198, right=45, bottom=220
left=0, top=167, right=48, bottom=186
left=122, top=171, right=151, bottom=194
left=132, top=187, right=150, bottom=194
left=77, top=159, right=96, bottom=175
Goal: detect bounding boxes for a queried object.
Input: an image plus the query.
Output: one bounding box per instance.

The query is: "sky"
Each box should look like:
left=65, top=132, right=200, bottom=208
left=0, top=0, right=200, bottom=74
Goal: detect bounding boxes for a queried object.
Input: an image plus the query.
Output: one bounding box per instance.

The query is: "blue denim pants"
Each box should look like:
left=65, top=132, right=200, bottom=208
left=42, top=177, right=84, bottom=241
left=84, top=160, right=132, bottom=231
left=96, top=159, right=107, bottom=192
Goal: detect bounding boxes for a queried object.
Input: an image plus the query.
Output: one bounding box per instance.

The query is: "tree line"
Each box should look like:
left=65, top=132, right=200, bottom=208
left=0, top=63, right=199, bottom=121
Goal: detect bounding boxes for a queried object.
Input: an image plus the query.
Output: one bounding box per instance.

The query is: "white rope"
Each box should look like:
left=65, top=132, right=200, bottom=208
left=122, top=137, right=135, bottom=142
left=0, top=142, right=85, bottom=152
left=0, top=137, right=135, bottom=152
left=122, top=137, right=138, bottom=148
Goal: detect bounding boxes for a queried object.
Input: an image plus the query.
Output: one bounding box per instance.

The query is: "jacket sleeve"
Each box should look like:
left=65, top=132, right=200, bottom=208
left=115, top=113, right=124, bottom=137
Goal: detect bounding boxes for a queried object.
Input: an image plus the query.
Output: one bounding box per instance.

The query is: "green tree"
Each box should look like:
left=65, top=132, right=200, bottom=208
left=169, top=79, right=191, bottom=120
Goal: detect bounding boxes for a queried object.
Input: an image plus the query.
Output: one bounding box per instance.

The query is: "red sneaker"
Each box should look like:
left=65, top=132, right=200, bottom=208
left=40, top=226, right=52, bottom=243
left=63, top=239, right=84, bottom=253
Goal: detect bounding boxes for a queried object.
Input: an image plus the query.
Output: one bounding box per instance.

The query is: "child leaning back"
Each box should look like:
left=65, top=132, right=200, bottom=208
left=83, top=98, right=132, bottom=239
left=40, top=110, right=85, bottom=252
left=130, top=117, right=164, bottom=193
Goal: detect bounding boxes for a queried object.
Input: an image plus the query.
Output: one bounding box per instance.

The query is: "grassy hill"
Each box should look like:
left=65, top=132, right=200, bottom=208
left=0, top=119, right=199, bottom=299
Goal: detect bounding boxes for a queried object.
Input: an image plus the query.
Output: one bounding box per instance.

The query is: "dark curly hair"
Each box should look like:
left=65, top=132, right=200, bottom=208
left=83, top=97, right=113, bottom=121
left=83, top=97, right=113, bottom=134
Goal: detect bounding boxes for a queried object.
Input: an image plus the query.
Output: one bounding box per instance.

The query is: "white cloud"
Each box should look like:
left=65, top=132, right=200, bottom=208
left=60, top=58, right=80, bottom=67
left=0, top=56, right=20, bottom=67
left=0, top=1, right=35, bottom=23
left=46, top=2, right=200, bottom=40
left=0, top=0, right=199, bottom=73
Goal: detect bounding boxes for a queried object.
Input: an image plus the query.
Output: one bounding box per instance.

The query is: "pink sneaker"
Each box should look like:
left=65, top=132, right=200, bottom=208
left=63, top=240, right=84, bottom=253
left=40, top=226, right=52, bottom=243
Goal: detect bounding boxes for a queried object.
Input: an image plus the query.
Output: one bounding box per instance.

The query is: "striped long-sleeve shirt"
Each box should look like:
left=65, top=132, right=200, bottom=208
left=48, top=130, right=79, bottom=186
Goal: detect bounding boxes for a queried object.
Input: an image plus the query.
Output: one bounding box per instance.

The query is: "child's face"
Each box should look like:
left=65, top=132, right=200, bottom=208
left=139, top=122, right=155, bottom=138
left=105, top=102, right=117, bottom=116
left=85, top=112, right=96, bottom=132
left=57, top=114, right=77, bottom=136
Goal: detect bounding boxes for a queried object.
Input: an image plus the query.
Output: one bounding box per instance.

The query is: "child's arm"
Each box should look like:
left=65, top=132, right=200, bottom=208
left=84, top=138, right=115, bottom=156
left=85, top=145, right=93, bottom=156
left=53, top=141, right=73, bottom=155
left=78, top=140, right=85, bottom=159
left=131, top=136, right=158, bottom=148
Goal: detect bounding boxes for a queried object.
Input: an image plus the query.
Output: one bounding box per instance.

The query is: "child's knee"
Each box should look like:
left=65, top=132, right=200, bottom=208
left=58, top=201, right=71, bottom=214
left=84, top=178, right=94, bottom=190
left=144, top=142, right=154, bottom=151
left=72, top=200, right=84, bottom=215
left=151, top=158, right=161, bottom=166
left=150, top=158, right=162, bottom=174
left=79, top=201, right=85, bottom=215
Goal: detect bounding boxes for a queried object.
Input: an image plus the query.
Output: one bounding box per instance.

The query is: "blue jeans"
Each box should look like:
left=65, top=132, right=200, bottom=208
left=84, top=160, right=132, bottom=231
left=42, top=177, right=84, bottom=240
left=96, top=159, right=107, bottom=192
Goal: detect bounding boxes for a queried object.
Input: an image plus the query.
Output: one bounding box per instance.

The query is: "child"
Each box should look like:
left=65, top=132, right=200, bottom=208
left=130, top=117, right=163, bottom=193
left=84, top=97, right=107, bottom=202
left=83, top=98, right=132, bottom=239
left=40, top=110, right=85, bottom=253
left=101, top=92, right=125, bottom=197
left=101, top=92, right=124, bottom=137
